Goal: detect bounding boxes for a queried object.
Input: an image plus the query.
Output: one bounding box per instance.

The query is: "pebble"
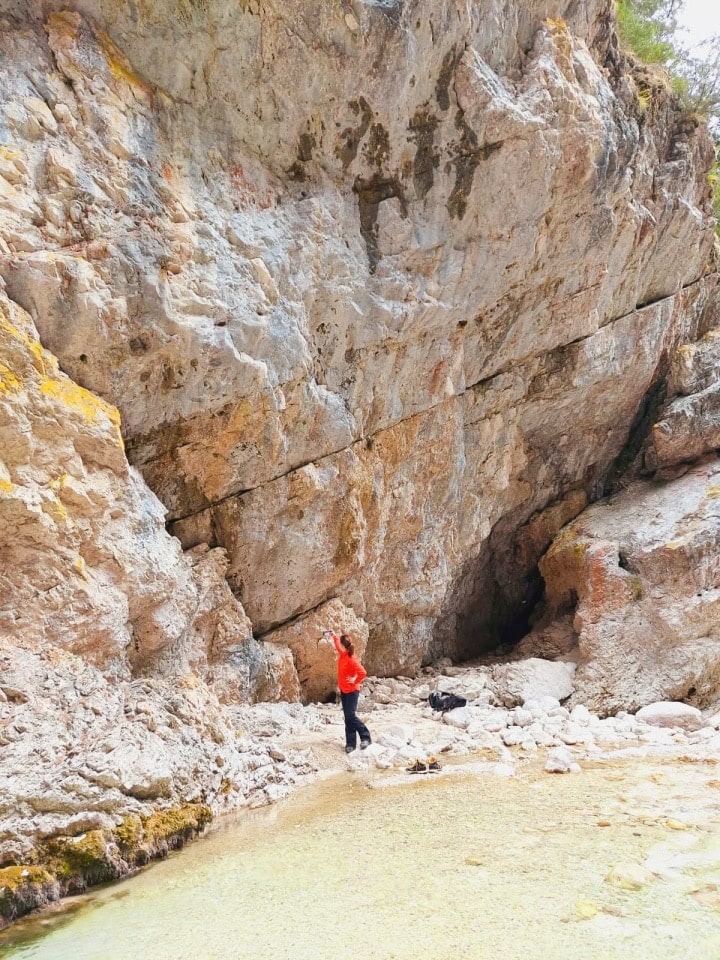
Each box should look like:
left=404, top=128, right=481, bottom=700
left=605, top=863, right=655, bottom=891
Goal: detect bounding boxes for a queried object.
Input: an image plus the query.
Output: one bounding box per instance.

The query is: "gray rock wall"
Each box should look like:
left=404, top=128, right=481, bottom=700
left=0, top=0, right=717, bottom=687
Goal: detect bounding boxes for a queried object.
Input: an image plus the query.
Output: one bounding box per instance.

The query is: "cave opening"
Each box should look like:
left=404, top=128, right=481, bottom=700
left=432, top=496, right=586, bottom=667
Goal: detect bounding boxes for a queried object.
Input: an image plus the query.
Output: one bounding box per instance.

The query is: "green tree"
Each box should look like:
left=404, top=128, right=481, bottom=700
left=616, top=1, right=720, bottom=225
left=678, top=39, right=720, bottom=125
left=616, top=0, right=682, bottom=66
left=617, top=1, right=720, bottom=123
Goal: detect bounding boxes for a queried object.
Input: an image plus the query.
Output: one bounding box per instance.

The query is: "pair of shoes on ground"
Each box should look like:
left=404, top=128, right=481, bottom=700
left=345, top=740, right=372, bottom=754
left=406, top=756, right=442, bottom=774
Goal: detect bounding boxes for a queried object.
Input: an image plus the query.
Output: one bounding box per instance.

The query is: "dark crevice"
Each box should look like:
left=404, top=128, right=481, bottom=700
left=603, top=376, right=668, bottom=495
left=253, top=594, right=337, bottom=641
left=633, top=277, right=707, bottom=313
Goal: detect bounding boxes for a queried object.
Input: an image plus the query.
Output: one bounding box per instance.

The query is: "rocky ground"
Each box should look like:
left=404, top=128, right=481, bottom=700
left=275, top=659, right=720, bottom=775
left=4, top=647, right=720, bottom=927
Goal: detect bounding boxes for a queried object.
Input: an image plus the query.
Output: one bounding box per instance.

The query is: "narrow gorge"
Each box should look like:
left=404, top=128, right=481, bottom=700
left=2, top=0, right=720, bottom=936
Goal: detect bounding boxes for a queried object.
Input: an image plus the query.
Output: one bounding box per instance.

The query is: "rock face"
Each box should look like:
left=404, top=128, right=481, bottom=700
left=0, top=638, right=316, bottom=868
left=0, top=0, right=717, bottom=682
left=531, top=460, right=720, bottom=713
left=262, top=599, right=369, bottom=704
left=0, top=288, right=290, bottom=699
left=0, top=0, right=719, bottom=877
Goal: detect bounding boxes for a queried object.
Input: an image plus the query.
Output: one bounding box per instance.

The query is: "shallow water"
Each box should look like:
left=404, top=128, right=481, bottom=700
left=2, top=758, right=720, bottom=960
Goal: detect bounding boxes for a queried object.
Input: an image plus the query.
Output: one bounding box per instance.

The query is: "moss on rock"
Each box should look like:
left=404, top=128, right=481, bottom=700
left=44, top=830, right=123, bottom=891
left=115, top=814, right=143, bottom=857
left=141, top=804, right=213, bottom=853
left=0, top=866, right=59, bottom=927
left=2, top=804, right=213, bottom=929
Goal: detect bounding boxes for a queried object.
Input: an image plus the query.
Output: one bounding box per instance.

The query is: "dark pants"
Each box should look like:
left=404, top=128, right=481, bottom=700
left=340, top=691, right=371, bottom=749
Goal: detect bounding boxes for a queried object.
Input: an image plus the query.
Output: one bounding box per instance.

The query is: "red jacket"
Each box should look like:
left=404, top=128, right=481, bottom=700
left=332, top=634, right=367, bottom=693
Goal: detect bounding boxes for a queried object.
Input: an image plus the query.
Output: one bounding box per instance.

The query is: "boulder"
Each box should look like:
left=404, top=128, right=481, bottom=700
left=501, top=727, right=524, bottom=747
left=492, top=659, right=575, bottom=707
left=388, top=723, right=415, bottom=744
left=635, top=702, right=704, bottom=732
left=536, top=460, right=720, bottom=714
left=433, top=674, right=487, bottom=701
left=443, top=707, right=474, bottom=730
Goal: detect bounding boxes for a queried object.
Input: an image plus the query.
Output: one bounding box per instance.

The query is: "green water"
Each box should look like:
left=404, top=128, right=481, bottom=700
left=2, top=760, right=720, bottom=960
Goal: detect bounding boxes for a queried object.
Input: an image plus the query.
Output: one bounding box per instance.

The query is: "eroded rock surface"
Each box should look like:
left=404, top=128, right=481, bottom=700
left=0, top=288, right=292, bottom=698
left=0, top=1, right=717, bottom=679
left=0, top=0, right=719, bottom=900
left=531, top=460, right=720, bottom=713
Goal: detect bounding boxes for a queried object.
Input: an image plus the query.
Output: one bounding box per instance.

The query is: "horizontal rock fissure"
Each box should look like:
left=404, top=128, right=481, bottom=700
left=167, top=273, right=716, bottom=529
left=254, top=594, right=339, bottom=641
left=632, top=274, right=709, bottom=314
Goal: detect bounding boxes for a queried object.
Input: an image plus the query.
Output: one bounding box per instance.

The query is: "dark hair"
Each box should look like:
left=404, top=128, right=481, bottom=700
left=340, top=634, right=354, bottom=656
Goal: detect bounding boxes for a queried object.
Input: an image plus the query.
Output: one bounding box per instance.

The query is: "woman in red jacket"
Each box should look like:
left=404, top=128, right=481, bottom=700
left=327, top=631, right=372, bottom=753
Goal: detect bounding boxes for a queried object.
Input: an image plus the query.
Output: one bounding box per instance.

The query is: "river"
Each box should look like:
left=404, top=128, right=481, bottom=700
left=2, top=757, right=720, bottom=960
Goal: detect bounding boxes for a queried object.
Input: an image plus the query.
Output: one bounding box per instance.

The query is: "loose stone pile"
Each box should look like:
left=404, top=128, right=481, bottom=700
left=0, top=641, right=318, bottom=870
left=276, top=662, right=720, bottom=777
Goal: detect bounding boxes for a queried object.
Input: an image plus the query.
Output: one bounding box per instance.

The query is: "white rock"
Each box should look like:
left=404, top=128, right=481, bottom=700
left=466, top=726, right=499, bottom=750
left=548, top=706, right=570, bottom=719
left=388, top=723, right=415, bottom=743
left=544, top=747, right=574, bottom=773
left=501, top=726, right=524, bottom=747
left=687, top=726, right=717, bottom=743
left=377, top=734, right=407, bottom=751
left=435, top=675, right=486, bottom=701
left=569, top=705, right=592, bottom=726
left=559, top=722, right=592, bottom=746
left=443, top=707, right=473, bottom=729
left=527, top=722, right=557, bottom=747
left=605, top=863, right=655, bottom=891
left=512, top=707, right=533, bottom=728
left=635, top=702, right=704, bottom=731
left=494, top=658, right=575, bottom=707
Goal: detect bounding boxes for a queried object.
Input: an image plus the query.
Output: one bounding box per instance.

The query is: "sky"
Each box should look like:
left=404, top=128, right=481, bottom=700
left=677, top=0, right=720, bottom=52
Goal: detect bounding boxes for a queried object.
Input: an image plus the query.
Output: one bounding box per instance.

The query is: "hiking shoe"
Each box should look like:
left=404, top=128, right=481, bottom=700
left=406, top=759, right=427, bottom=774
left=360, top=739, right=372, bottom=750
left=427, top=756, right=441, bottom=771
left=345, top=745, right=356, bottom=754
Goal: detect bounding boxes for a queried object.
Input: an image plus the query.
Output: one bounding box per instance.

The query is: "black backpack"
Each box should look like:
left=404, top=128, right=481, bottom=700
left=428, top=691, right=467, bottom=712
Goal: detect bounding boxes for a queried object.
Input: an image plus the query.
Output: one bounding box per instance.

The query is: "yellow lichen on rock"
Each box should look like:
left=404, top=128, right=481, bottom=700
left=96, top=26, right=154, bottom=100
left=0, top=310, right=51, bottom=377
left=48, top=473, right=68, bottom=491
left=0, top=362, right=21, bottom=393
left=43, top=497, right=69, bottom=523
left=39, top=376, right=121, bottom=429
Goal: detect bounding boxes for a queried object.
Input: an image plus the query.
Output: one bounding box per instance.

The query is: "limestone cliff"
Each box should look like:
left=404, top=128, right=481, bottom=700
left=1, top=0, right=719, bottom=866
